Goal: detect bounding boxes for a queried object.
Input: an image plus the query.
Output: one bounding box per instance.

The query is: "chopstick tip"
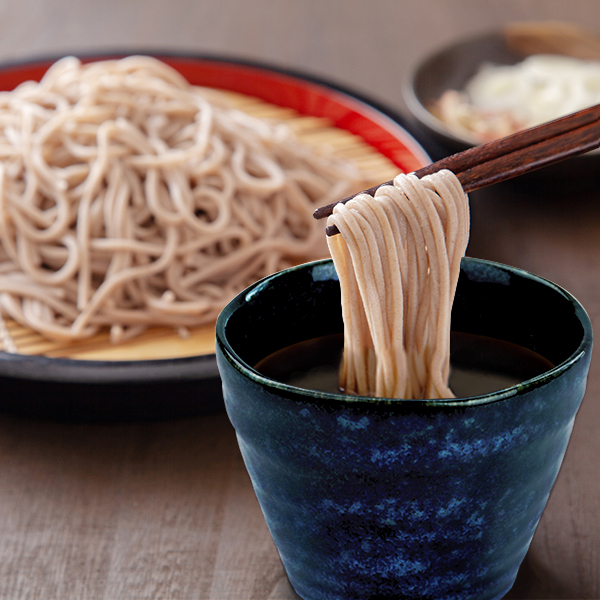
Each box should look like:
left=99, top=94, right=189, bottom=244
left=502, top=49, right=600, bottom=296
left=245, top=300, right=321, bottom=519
left=313, top=205, right=330, bottom=220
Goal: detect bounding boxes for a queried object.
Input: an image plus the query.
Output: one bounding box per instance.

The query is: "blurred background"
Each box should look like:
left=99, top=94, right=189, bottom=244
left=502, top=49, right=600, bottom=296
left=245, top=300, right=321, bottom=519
left=1, top=1, right=600, bottom=598
left=2, top=0, right=600, bottom=119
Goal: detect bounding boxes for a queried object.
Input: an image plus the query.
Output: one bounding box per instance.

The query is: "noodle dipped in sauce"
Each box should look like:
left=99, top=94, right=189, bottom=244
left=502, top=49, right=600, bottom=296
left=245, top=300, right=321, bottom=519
left=326, top=170, right=469, bottom=399
left=254, top=331, right=555, bottom=398
left=0, top=56, right=365, bottom=346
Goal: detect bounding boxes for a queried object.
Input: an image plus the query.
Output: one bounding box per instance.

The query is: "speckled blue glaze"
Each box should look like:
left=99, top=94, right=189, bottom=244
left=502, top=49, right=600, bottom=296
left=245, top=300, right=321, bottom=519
left=216, top=258, right=592, bottom=600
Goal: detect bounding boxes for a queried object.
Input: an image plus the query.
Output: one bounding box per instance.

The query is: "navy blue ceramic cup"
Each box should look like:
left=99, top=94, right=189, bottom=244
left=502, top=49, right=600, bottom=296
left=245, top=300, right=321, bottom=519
left=215, top=257, right=592, bottom=600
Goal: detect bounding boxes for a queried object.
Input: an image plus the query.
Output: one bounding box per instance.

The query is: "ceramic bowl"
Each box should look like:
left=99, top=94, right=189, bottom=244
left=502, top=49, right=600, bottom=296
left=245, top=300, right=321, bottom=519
left=403, top=31, right=522, bottom=155
left=403, top=30, right=600, bottom=178
left=216, top=257, right=592, bottom=600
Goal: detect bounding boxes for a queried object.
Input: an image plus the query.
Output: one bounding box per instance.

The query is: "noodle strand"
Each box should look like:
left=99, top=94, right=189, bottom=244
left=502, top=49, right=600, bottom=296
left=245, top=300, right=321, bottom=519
left=327, top=169, right=469, bottom=400
left=0, top=56, right=363, bottom=346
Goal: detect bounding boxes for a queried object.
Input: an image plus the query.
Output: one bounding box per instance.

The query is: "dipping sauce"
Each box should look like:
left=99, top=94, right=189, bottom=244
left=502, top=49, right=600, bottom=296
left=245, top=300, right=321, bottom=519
left=254, top=332, right=554, bottom=397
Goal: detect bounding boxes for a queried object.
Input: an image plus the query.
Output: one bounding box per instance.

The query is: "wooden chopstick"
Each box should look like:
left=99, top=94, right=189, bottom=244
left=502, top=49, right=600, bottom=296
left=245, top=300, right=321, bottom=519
left=314, top=104, right=600, bottom=236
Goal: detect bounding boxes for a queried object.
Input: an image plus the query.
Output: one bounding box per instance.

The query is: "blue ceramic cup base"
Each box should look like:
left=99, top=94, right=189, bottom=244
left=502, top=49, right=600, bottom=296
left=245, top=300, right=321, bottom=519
left=216, top=258, right=592, bottom=600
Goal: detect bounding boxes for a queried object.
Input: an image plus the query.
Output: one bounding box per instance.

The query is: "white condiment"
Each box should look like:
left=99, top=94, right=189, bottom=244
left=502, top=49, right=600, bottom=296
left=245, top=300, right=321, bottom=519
left=466, top=54, right=600, bottom=127
left=436, top=54, right=600, bottom=142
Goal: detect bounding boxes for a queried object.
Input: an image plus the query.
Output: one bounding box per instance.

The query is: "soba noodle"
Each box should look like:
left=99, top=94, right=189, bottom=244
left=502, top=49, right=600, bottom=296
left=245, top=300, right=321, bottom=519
left=0, top=56, right=363, bottom=346
left=326, top=169, right=469, bottom=399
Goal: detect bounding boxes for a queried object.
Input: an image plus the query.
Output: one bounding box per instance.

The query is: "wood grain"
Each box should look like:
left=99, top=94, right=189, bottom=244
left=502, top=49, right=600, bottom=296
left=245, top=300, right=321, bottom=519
left=0, top=1, right=598, bottom=599
left=469, top=179, right=600, bottom=599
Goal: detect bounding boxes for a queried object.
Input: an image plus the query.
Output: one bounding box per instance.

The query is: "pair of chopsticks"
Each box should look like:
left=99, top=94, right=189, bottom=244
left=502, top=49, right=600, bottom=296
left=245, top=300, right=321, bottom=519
left=314, top=103, right=600, bottom=236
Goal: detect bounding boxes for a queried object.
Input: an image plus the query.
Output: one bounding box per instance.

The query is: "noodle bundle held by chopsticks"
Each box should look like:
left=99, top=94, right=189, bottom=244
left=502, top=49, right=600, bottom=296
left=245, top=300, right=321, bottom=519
left=0, top=55, right=363, bottom=346
left=326, top=169, right=470, bottom=400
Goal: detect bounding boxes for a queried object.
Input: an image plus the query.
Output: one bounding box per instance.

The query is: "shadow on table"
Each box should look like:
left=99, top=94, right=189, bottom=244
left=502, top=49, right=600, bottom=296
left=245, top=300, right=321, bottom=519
left=504, top=551, right=573, bottom=599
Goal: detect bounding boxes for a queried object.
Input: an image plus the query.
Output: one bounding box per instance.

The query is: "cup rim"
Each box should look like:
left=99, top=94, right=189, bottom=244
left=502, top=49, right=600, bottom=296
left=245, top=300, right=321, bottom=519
left=216, top=257, right=593, bottom=408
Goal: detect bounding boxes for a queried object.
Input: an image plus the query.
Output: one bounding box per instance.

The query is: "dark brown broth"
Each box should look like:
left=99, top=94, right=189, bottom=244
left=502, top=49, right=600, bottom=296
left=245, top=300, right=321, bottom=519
left=254, top=332, right=554, bottom=397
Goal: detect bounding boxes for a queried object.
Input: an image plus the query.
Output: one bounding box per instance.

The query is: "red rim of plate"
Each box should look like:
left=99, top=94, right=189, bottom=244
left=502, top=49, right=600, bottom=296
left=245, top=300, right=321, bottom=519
left=0, top=53, right=430, bottom=174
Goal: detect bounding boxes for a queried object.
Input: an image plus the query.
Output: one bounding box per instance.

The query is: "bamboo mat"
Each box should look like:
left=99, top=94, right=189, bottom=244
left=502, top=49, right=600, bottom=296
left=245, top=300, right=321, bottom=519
left=1, top=90, right=401, bottom=361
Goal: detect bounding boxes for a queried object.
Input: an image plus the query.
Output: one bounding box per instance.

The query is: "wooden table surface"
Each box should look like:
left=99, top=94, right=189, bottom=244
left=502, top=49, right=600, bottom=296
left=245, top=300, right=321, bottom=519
left=1, top=1, right=600, bottom=598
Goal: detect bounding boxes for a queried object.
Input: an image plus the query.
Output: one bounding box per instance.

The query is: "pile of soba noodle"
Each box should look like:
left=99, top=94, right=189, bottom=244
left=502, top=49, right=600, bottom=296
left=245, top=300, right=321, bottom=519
left=326, top=169, right=469, bottom=400
left=0, top=55, right=362, bottom=345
